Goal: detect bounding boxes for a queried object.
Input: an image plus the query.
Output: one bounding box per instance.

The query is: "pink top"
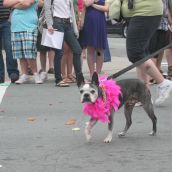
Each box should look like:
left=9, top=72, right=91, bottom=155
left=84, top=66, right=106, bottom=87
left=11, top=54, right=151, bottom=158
left=77, top=0, right=84, bottom=12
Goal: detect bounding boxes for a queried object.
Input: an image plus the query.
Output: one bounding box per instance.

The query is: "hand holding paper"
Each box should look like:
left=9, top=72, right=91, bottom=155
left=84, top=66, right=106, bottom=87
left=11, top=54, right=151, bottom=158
left=41, top=28, right=64, bottom=49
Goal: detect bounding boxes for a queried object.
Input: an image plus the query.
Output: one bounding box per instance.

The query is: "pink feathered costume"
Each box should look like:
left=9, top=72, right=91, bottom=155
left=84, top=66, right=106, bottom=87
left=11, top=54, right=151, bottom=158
left=83, top=76, right=122, bottom=123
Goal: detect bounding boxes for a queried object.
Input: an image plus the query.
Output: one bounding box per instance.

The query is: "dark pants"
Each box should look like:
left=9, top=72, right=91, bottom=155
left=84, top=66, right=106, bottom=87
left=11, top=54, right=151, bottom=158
left=126, top=16, right=162, bottom=63
left=0, top=21, right=19, bottom=80
left=53, top=18, right=82, bottom=83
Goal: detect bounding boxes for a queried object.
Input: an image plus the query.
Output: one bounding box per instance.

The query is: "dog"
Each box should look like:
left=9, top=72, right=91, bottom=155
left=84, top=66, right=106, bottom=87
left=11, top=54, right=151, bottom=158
left=77, top=72, right=157, bottom=143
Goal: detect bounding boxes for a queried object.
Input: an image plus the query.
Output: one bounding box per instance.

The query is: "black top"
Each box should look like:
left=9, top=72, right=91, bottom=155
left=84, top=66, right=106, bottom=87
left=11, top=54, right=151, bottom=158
left=0, top=0, right=10, bottom=23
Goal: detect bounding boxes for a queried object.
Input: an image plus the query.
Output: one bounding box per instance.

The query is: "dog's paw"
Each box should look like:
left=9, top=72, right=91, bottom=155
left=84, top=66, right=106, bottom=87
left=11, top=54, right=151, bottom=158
left=118, top=131, right=126, bottom=137
left=149, top=131, right=156, bottom=136
left=104, top=135, right=112, bottom=143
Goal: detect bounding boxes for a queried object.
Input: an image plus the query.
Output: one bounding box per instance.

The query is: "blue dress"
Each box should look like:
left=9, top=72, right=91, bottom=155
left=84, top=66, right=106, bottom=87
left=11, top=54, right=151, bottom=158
left=81, top=0, right=107, bottom=49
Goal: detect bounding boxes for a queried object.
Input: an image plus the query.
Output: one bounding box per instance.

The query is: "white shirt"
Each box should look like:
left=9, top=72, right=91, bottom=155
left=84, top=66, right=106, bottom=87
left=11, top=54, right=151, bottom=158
left=53, top=0, right=71, bottom=19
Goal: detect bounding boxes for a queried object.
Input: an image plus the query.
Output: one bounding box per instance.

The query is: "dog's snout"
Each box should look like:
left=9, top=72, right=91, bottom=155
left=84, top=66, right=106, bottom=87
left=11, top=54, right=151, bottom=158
left=84, top=93, right=90, bottom=98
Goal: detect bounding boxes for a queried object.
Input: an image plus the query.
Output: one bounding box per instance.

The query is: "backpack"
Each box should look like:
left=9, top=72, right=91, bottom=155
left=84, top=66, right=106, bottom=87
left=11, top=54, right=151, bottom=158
left=38, top=0, right=54, bottom=34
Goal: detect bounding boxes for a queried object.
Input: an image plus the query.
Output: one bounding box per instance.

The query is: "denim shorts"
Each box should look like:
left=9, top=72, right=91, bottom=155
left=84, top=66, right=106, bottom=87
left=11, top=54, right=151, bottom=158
left=126, top=16, right=162, bottom=63
left=11, top=31, right=38, bottom=59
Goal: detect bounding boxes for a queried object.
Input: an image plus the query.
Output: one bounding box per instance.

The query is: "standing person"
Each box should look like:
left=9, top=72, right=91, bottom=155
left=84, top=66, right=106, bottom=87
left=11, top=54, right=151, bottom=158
left=121, top=0, right=172, bottom=106
left=37, top=0, right=55, bottom=82
left=148, top=0, right=171, bottom=81
left=80, top=0, right=110, bottom=77
left=3, top=0, right=43, bottom=84
left=0, top=0, right=19, bottom=83
left=44, top=0, right=82, bottom=87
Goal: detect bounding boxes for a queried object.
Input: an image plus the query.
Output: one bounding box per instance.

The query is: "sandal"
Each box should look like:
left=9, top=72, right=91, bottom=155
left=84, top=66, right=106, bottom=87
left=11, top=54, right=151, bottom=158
left=63, top=78, right=74, bottom=83
left=56, top=80, right=70, bottom=87
left=68, top=75, right=76, bottom=83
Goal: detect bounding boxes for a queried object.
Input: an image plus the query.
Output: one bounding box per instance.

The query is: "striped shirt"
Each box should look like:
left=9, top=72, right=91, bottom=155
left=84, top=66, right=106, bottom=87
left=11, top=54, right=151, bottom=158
left=0, top=0, right=10, bottom=23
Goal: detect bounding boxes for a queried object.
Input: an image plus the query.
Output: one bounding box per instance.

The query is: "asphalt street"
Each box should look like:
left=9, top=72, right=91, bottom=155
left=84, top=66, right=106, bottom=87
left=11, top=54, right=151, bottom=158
left=0, top=37, right=172, bottom=172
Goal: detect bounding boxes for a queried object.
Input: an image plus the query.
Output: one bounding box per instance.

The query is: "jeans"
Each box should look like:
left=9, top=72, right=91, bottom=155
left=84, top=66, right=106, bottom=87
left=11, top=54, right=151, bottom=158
left=0, top=21, right=19, bottom=79
left=53, top=18, right=82, bottom=83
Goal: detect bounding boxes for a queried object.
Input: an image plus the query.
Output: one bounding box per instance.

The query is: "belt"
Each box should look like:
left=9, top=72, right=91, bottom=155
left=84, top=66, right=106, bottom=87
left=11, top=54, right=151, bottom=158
left=53, top=17, right=70, bottom=23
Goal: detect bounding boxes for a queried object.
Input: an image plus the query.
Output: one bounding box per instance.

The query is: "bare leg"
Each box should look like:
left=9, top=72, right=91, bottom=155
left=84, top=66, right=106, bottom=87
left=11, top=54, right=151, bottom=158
left=48, top=49, right=54, bottom=70
left=138, top=59, right=164, bottom=84
left=40, top=50, right=47, bottom=71
left=19, top=58, right=28, bottom=74
left=27, top=59, right=38, bottom=74
left=87, top=47, right=95, bottom=77
left=96, top=48, right=104, bottom=74
left=85, top=118, right=97, bottom=142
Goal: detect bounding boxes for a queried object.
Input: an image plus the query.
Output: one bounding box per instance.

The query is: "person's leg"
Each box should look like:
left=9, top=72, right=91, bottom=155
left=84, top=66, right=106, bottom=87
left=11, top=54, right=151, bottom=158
left=96, top=48, right=104, bottom=74
left=40, top=50, right=47, bottom=72
left=47, top=49, right=55, bottom=73
left=61, top=42, right=68, bottom=80
left=166, top=48, right=172, bottom=77
left=0, top=27, right=5, bottom=82
left=15, top=58, right=30, bottom=84
left=19, top=58, right=28, bottom=74
left=87, top=47, right=95, bottom=77
left=64, top=23, right=82, bottom=80
left=156, top=51, right=164, bottom=71
left=3, top=21, right=19, bottom=82
left=127, top=16, right=172, bottom=106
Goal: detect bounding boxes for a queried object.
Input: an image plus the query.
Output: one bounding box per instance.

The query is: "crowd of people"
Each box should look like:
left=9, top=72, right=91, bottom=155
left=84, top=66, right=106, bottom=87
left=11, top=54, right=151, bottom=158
left=0, top=0, right=172, bottom=106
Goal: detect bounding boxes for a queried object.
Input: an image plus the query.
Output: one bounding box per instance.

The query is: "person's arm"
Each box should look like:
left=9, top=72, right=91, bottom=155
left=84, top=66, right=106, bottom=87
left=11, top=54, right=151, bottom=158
left=91, top=2, right=110, bottom=12
left=38, top=0, right=44, bottom=7
left=83, top=0, right=94, bottom=7
left=3, top=0, right=35, bottom=8
left=44, top=0, right=54, bottom=33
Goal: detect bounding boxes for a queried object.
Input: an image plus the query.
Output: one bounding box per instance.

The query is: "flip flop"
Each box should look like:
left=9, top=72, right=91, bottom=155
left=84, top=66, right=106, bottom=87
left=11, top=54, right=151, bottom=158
left=56, top=80, right=70, bottom=87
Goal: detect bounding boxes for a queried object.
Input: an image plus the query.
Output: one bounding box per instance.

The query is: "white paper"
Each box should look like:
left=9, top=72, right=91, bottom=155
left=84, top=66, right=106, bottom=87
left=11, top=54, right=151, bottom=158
left=41, top=28, right=64, bottom=49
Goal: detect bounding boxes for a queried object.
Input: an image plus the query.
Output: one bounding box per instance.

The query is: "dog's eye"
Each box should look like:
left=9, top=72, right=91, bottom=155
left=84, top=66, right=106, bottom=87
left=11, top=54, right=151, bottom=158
left=91, top=90, right=95, bottom=94
left=80, top=90, right=84, bottom=94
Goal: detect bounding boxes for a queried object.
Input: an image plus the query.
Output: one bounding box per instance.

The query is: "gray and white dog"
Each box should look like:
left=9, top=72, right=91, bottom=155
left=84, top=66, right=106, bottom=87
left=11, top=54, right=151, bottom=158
left=77, top=72, right=157, bottom=143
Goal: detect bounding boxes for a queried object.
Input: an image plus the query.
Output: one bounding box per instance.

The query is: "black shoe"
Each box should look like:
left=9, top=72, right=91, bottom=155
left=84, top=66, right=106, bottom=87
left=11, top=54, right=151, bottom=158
left=10, top=73, right=19, bottom=83
left=0, top=77, right=4, bottom=83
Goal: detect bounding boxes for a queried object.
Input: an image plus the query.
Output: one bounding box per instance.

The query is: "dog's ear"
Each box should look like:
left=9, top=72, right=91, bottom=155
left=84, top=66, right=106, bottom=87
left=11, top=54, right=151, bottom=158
left=91, top=72, right=99, bottom=86
left=77, top=72, right=85, bottom=87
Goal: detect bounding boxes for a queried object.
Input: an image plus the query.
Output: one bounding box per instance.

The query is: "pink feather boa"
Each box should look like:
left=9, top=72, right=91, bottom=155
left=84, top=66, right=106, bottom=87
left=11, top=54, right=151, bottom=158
left=83, top=76, right=122, bottom=123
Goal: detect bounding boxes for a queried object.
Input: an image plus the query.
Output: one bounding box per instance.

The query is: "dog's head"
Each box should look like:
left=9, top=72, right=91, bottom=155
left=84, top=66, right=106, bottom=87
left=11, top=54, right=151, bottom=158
left=77, top=72, right=100, bottom=103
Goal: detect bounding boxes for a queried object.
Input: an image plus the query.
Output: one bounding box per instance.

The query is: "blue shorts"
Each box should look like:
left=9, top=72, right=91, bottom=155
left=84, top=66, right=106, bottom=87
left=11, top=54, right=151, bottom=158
left=11, top=31, right=38, bottom=59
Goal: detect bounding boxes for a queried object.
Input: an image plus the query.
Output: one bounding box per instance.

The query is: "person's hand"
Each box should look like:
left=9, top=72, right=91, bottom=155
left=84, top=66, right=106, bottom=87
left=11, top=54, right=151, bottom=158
left=48, top=26, right=57, bottom=34
left=84, top=0, right=94, bottom=7
left=168, top=24, right=172, bottom=32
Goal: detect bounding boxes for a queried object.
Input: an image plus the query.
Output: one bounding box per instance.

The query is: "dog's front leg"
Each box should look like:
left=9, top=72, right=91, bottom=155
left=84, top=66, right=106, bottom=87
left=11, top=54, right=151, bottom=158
left=104, top=110, right=114, bottom=143
left=85, top=118, right=97, bottom=142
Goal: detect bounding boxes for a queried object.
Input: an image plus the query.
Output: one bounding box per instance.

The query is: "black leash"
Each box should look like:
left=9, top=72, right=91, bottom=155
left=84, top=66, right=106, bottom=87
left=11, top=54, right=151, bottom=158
left=107, top=42, right=172, bottom=80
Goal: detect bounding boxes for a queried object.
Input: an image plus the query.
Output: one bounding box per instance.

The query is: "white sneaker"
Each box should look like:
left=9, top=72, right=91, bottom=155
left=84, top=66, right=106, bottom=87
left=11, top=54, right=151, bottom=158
left=40, top=71, right=48, bottom=82
left=155, top=79, right=172, bottom=106
left=34, top=73, right=43, bottom=84
left=15, top=74, right=30, bottom=84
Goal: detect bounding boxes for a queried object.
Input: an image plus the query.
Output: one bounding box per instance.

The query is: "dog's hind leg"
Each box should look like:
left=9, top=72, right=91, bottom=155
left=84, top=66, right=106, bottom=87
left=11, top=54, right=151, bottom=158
left=85, top=118, right=97, bottom=142
left=118, top=104, right=134, bottom=137
left=142, top=101, right=157, bottom=136
left=104, top=110, right=114, bottom=143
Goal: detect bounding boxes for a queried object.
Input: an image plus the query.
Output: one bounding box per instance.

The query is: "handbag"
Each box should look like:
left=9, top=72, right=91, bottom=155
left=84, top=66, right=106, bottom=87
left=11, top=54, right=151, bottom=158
left=107, top=0, right=122, bottom=20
